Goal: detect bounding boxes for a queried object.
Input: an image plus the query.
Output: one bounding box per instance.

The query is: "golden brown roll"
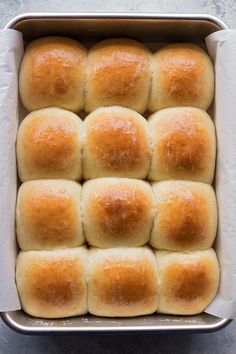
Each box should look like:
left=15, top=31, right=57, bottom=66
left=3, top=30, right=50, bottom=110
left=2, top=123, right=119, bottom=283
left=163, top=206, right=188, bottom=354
left=85, top=39, right=152, bottom=113
left=83, top=106, right=151, bottom=179
left=16, top=180, right=84, bottom=250
left=148, top=43, right=214, bottom=112
left=150, top=181, right=217, bottom=251
left=17, top=108, right=83, bottom=181
left=16, top=248, right=88, bottom=318
left=148, top=107, right=216, bottom=183
left=19, top=36, right=87, bottom=112
left=82, top=178, right=154, bottom=248
left=88, top=247, right=159, bottom=317
left=156, top=249, right=220, bottom=315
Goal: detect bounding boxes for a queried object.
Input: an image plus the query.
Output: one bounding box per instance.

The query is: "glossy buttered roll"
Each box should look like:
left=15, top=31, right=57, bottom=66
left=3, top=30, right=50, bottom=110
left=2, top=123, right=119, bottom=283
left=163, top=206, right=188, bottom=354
left=16, top=180, right=84, bottom=250
left=148, top=43, right=214, bottom=112
left=150, top=181, right=217, bottom=251
left=83, top=106, right=151, bottom=179
left=82, top=178, right=154, bottom=248
left=16, top=248, right=88, bottom=318
left=88, top=247, right=159, bottom=317
left=19, top=36, right=87, bottom=112
left=85, top=38, right=152, bottom=114
left=156, top=249, right=220, bottom=315
left=17, top=108, right=83, bottom=181
left=148, top=107, right=216, bottom=183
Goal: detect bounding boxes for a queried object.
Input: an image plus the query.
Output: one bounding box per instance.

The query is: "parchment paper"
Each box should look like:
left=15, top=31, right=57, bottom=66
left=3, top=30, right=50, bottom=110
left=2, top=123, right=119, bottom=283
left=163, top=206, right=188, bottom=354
left=205, top=29, right=236, bottom=319
left=0, top=29, right=23, bottom=311
left=0, top=28, right=236, bottom=318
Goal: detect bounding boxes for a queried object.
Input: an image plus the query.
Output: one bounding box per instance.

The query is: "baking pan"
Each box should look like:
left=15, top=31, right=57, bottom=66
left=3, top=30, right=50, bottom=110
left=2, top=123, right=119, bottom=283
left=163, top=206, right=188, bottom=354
left=1, top=12, right=231, bottom=334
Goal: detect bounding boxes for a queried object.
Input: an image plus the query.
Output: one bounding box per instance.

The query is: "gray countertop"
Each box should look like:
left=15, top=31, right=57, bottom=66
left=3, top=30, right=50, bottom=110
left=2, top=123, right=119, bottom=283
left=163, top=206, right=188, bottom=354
left=0, top=0, right=236, bottom=353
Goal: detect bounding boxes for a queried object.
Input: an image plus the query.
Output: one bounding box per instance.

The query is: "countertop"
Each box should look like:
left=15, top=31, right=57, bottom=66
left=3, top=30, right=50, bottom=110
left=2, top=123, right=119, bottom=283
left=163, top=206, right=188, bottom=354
left=0, top=0, right=236, bottom=353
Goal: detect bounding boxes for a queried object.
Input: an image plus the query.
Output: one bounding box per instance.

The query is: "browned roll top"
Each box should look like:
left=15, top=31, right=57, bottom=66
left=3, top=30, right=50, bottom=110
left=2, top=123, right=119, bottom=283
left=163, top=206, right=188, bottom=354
left=19, top=36, right=87, bottom=112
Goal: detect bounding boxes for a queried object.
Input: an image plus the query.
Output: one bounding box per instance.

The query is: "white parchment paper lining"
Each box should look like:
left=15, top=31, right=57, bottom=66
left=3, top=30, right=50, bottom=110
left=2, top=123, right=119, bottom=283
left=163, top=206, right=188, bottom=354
left=205, top=29, right=236, bottom=319
left=0, top=28, right=236, bottom=318
left=0, top=29, right=23, bottom=311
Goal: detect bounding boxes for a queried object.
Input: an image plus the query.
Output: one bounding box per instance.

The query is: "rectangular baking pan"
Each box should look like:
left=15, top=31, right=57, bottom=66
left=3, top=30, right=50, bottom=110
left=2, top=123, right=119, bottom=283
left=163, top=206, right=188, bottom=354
left=1, top=12, right=231, bottom=334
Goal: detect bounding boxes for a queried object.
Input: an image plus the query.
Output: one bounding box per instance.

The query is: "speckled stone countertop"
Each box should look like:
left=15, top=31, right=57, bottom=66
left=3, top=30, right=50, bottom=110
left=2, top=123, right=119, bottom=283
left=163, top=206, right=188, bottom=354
left=0, top=1, right=236, bottom=353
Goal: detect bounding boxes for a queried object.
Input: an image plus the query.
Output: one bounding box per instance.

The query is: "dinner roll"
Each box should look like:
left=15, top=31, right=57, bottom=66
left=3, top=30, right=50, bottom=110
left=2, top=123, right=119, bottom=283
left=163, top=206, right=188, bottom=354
left=82, top=178, right=154, bottom=248
left=156, top=249, right=220, bottom=315
left=19, top=36, right=87, bottom=112
left=16, top=248, right=88, bottom=318
left=83, top=106, right=151, bottom=179
left=148, top=43, right=214, bottom=112
left=150, top=181, right=217, bottom=251
left=17, top=108, right=83, bottom=181
left=88, top=247, right=159, bottom=317
left=16, top=180, right=84, bottom=250
left=148, top=107, right=216, bottom=183
left=85, top=39, right=152, bottom=113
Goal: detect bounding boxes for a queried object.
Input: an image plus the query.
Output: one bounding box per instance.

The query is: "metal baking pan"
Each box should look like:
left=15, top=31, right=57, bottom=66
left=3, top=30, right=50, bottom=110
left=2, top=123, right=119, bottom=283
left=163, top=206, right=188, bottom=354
left=1, top=12, right=231, bottom=334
